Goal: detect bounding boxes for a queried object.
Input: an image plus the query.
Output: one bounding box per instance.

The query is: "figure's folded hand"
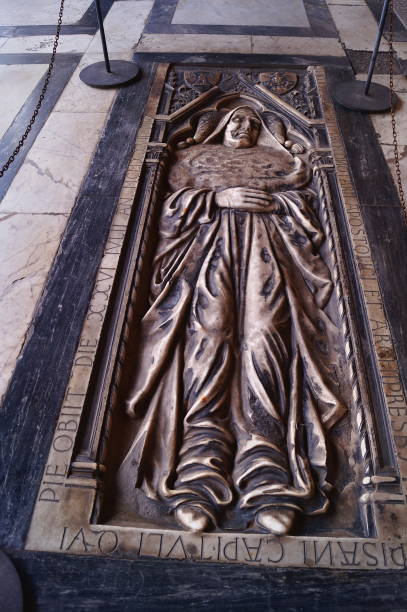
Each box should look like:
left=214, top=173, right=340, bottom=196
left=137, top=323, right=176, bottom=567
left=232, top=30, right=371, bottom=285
left=216, top=187, right=281, bottom=213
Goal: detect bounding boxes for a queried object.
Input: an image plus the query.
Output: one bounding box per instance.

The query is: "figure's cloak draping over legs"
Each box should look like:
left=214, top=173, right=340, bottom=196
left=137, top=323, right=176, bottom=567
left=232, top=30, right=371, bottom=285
left=117, top=185, right=346, bottom=521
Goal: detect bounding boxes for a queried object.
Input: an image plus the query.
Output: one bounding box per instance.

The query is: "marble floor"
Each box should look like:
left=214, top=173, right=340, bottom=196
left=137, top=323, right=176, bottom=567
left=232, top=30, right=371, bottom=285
left=172, top=0, right=311, bottom=27
left=0, top=0, right=406, bottom=402
left=0, top=64, right=47, bottom=139
left=0, top=0, right=93, bottom=26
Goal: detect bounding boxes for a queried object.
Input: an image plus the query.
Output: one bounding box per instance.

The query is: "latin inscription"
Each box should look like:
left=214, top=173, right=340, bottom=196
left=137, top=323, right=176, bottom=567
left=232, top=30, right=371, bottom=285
left=317, top=67, right=407, bottom=487
left=87, top=267, right=115, bottom=324
left=37, top=388, right=84, bottom=504
left=57, top=527, right=407, bottom=569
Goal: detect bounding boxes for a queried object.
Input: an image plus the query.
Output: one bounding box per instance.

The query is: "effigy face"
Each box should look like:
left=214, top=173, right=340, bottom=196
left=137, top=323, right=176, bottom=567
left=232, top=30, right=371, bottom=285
left=26, top=66, right=407, bottom=569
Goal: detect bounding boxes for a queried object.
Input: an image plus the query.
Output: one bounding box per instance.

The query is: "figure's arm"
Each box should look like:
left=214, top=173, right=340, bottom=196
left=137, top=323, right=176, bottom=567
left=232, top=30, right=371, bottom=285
left=160, top=187, right=217, bottom=236
left=216, top=154, right=311, bottom=214
left=284, top=154, right=311, bottom=190
left=260, top=155, right=310, bottom=193
left=216, top=187, right=286, bottom=214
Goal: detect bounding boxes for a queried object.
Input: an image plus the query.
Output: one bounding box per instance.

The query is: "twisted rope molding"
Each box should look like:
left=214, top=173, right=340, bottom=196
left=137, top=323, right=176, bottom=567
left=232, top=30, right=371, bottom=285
left=312, top=154, right=374, bottom=490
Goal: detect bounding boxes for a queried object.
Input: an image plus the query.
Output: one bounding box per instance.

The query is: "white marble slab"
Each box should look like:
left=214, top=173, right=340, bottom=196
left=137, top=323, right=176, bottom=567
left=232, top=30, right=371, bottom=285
left=1, top=111, right=108, bottom=215
left=0, top=34, right=93, bottom=54
left=0, top=0, right=92, bottom=26
left=373, top=81, right=407, bottom=194
left=172, top=0, right=310, bottom=27
left=370, top=93, right=407, bottom=144
left=394, top=42, right=407, bottom=61
left=87, top=0, right=154, bottom=54
left=328, top=5, right=388, bottom=51
left=0, top=64, right=46, bottom=139
left=381, top=143, right=407, bottom=194
left=137, top=33, right=251, bottom=53
left=357, top=73, right=407, bottom=93
left=252, top=36, right=345, bottom=56
left=327, top=0, right=366, bottom=4
left=53, top=53, right=125, bottom=113
left=0, top=212, right=67, bottom=402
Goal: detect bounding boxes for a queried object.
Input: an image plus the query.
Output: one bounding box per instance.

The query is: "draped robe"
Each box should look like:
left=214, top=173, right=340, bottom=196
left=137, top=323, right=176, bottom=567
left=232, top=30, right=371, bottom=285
left=118, top=126, right=346, bottom=524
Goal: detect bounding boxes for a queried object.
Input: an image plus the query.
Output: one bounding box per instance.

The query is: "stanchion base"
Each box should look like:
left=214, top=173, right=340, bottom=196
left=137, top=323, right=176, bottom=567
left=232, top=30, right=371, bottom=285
left=79, top=60, right=140, bottom=88
left=331, top=80, right=394, bottom=112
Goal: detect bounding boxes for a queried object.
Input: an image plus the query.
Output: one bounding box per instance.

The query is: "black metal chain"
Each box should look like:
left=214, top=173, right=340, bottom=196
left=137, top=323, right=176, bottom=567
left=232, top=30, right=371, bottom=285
left=389, top=0, right=407, bottom=224
left=0, top=0, right=65, bottom=178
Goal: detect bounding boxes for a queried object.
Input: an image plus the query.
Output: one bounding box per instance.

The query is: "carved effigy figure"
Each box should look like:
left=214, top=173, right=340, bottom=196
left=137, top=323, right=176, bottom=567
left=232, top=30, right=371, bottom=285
left=118, top=105, right=346, bottom=535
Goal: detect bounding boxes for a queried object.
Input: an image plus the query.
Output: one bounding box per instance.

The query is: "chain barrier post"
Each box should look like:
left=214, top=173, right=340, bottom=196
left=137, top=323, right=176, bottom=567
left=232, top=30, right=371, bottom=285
left=365, top=0, right=391, bottom=95
left=79, top=0, right=140, bottom=88
left=331, top=0, right=393, bottom=112
left=389, top=0, right=407, bottom=223
left=95, top=0, right=111, bottom=73
left=330, top=0, right=406, bottom=224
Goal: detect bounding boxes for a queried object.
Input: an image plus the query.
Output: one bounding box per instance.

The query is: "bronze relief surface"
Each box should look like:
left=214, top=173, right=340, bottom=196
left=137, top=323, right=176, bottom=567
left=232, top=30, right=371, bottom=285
left=26, top=67, right=407, bottom=569
left=116, top=103, right=347, bottom=537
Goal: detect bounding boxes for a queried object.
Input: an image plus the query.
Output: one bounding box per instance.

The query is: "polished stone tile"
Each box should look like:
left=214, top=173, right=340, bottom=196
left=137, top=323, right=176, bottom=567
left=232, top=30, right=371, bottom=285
left=1, top=112, right=108, bottom=214
left=370, top=93, right=407, bottom=144
left=0, top=34, right=93, bottom=54
left=395, top=0, right=407, bottom=29
left=87, top=0, right=154, bottom=53
left=136, top=32, right=252, bottom=53
left=381, top=143, right=407, bottom=193
left=359, top=74, right=407, bottom=194
left=0, top=212, right=67, bottom=401
left=252, top=36, right=345, bottom=56
left=394, top=42, right=407, bottom=60
left=0, top=0, right=92, bottom=26
left=356, top=73, right=407, bottom=93
left=0, top=64, right=46, bottom=139
left=327, top=0, right=366, bottom=4
left=172, top=0, right=310, bottom=27
left=328, top=4, right=388, bottom=51
left=53, top=53, right=124, bottom=113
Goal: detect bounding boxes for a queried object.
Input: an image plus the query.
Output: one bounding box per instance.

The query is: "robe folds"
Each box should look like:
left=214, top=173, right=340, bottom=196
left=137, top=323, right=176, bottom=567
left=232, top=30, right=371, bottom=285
left=118, top=181, right=347, bottom=523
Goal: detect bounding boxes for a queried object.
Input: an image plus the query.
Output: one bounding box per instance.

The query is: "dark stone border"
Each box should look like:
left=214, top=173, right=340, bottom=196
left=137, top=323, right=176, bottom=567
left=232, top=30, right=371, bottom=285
left=74, top=0, right=115, bottom=27
left=6, top=549, right=407, bottom=611
left=0, top=53, right=75, bottom=64
left=0, top=25, right=96, bottom=36
left=326, top=66, right=407, bottom=396
left=345, top=49, right=402, bottom=75
left=0, top=55, right=80, bottom=200
left=399, top=58, right=407, bottom=75
left=144, top=0, right=338, bottom=38
left=134, top=51, right=349, bottom=67
left=0, top=61, right=156, bottom=550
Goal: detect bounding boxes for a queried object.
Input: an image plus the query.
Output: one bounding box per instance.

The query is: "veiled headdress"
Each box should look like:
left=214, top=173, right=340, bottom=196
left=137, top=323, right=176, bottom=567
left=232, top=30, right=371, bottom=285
left=178, top=105, right=289, bottom=153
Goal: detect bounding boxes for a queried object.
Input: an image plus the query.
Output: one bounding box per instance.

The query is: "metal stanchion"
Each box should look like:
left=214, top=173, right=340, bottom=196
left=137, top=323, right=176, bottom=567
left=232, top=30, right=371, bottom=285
left=332, top=0, right=394, bottom=112
left=79, top=0, right=140, bottom=88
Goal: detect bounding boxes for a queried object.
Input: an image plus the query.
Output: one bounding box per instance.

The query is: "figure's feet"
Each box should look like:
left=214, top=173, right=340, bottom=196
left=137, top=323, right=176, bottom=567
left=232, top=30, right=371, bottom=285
left=255, top=507, right=296, bottom=535
left=174, top=504, right=214, bottom=532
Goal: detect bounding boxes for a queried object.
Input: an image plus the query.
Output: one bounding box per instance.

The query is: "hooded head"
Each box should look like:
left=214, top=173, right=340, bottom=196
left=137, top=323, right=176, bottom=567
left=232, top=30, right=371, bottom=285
left=202, top=105, right=288, bottom=155
left=221, top=107, right=261, bottom=149
left=177, top=105, right=290, bottom=154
